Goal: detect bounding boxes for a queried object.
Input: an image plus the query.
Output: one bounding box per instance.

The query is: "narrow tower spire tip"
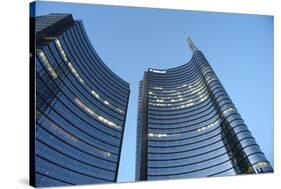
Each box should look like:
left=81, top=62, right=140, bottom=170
left=186, top=36, right=198, bottom=53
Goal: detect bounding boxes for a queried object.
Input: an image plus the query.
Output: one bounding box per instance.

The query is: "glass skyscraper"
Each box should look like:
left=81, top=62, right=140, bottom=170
left=30, top=13, right=130, bottom=187
left=135, top=38, right=273, bottom=181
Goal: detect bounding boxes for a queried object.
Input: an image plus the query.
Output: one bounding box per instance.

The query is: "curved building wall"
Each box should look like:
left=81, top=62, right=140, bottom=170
left=33, top=14, right=130, bottom=187
left=136, top=49, right=272, bottom=181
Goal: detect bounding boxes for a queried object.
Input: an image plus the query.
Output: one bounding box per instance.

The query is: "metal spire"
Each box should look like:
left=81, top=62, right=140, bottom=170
left=186, top=35, right=198, bottom=53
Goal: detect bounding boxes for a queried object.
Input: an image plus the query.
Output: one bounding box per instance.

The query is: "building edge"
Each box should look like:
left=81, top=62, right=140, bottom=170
left=29, top=1, right=36, bottom=187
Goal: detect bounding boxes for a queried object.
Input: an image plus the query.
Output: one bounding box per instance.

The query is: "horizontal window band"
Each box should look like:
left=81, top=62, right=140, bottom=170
left=148, top=134, right=253, bottom=161
left=148, top=62, right=219, bottom=91
left=36, top=97, right=121, bottom=145
left=62, top=28, right=129, bottom=98
left=148, top=86, right=211, bottom=107
left=149, top=98, right=217, bottom=118
left=64, top=25, right=129, bottom=95
left=36, top=123, right=118, bottom=164
left=148, top=57, right=209, bottom=84
left=148, top=57, right=198, bottom=78
left=148, top=135, right=256, bottom=156
left=36, top=138, right=116, bottom=172
left=75, top=22, right=129, bottom=88
left=148, top=97, right=231, bottom=122
left=46, top=45, right=127, bottom=114
left=36, top=171, right=75, bottom=185
left=40, top=45, right=128, bottom=114
left=148, top=67, right=201, bottom=86
left=36, top=110, right=120, bottom=153
left=147, top=122, right=254, bottom=154
left=149, top=118, right=247, bottom=147
left=148, top=144, right=259, bottom=169
left=148, top=101, right=235, bottom=129
left=148, top=101, right=220, bottom=124
left=36, top=94, right=122, bottom=144
left=36, top=75, right=123, bottom=135
left=36, top=56, right=126, bottom=124
left=147, top=52, right=207, bottom=81
left=148, top=74, right=218, bottom=99
left=148, top=85, right=234, bottom=121
left=147, top=81, right=227, bottom=112
left=148, top=89, right=230, bottom=116
left=36, top=154, right=113, bottom=182
left=148, top=64, right=200, bottom=84
left=148, top=125, right=250, bottom=145
left=147, top=152, right=264, bottom=177
left=148, top=78, right=207, bottom=98
left=74, top=22, right=127, bottom=86
left=45, top=39, right=129, bottom=108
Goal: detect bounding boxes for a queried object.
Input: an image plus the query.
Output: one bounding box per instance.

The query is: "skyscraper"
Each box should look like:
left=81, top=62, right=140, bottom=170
left=135, top=37, right=273, bottom=181
left=30, top=13, right=130, bottom=187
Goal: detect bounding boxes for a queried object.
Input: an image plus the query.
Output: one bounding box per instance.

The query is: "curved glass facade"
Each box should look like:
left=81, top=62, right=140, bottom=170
left=135, top=39, right=273, bottom=181
left=31, top=14, right=130, bottom=187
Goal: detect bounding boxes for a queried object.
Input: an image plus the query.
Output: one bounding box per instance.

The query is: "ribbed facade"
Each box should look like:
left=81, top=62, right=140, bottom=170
left=136, top=40, right=273, bottom=181
left=31, top=14, right=130, bottom=187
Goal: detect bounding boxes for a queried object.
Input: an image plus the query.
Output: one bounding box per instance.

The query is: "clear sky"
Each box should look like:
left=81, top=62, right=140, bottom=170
left=34, top=1, right=274, bottom=182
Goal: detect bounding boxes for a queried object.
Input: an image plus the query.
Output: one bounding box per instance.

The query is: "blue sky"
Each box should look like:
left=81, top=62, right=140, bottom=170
left=34, top=1, right=274, bottom=182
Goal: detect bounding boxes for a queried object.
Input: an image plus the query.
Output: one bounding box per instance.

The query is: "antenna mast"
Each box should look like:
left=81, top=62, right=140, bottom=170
left=186, top=36, right=198, bottom=53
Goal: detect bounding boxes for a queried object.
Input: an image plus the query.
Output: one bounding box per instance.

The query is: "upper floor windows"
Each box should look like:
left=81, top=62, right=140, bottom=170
left=67, top=62, right=85, bottom=84
left=54, top=38, right=68, bottom=62
left=221, top=107, right=236, bottom=117
left=46, top=37, right=126, bottom=115
left=197, top=119, right=221, bottom=132
left=148, top=91, right=209, bottom=109
left=50, top=123, right=78, bottom=143
left=149, top=77, right=202, bottom=93
left=148, top=133, right=178, bottom=138
left=75, top=97, right=121, bottom=130
left=47, top=37, right=86, bottom=84
left=37, top=50, right=58, bottom=79
left=149, top=69, right=167, bottom=74
left=91, top=89, right=125, bottom=114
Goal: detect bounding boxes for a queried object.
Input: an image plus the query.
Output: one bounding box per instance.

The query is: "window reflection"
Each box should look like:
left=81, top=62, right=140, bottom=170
left=148, top=133, right=178, bottom=138
left=148, top=91, right=209, bottom=109
left=67, top=62, right=85, bottom=83
left=37, top=50, right=58, bottom=79
left=221, top=107, right=236, bottom=116
left=91, top=89, right=125, bottom=114
left=148, top=80, right=208, bottom=104
left=54, top=38, right=68, bottom=62
left=40, top=117, right=113, bottom=159
left=197, top=120, right=221, bottom=132
left=45, top=37, right=85, bottom=83
left=75, top=97, right=121, bottom=130
left=150, top=78, right=202, bottom=93
left=149, top=69, right=167, bottom=73
left=48, top=37, right=125, bottom=115
left=50, top=123, right=78, bottom=142
left=253, top=161, right=271, bottom=173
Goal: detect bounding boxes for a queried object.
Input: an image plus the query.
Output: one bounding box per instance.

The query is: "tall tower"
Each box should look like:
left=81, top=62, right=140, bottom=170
left=30, top=13, right=130, bottom=187
left=135, top=37, right=273, bottom=181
